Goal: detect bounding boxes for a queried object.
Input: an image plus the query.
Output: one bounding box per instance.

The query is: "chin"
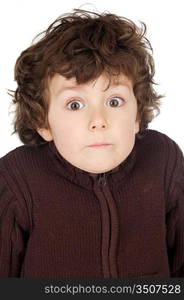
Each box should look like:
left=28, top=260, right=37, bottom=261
left=79, top=155, right=122, bottom=174
left=85, top=163, right=116, bottom=174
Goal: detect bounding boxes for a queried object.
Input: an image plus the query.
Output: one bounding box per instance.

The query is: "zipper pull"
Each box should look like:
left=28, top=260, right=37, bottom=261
left=98, top=173, right=106, bottom=186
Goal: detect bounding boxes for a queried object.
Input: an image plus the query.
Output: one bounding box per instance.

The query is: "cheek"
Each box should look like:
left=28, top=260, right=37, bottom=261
left=55, top=122, right=82, bottom=151
left=114, top=116, right=135, bottom=135
left=48, top=109, right=70, bottom=136
left=113, top=117, right=137, bottom=151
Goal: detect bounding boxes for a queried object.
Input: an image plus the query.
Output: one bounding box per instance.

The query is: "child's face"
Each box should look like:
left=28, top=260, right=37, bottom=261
left=38, top=72, right=139, bottom=173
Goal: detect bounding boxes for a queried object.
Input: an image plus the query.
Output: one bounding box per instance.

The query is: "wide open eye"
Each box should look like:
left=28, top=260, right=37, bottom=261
left=66, top=100, right=85, bottom=111
left=107, top=96, right=125, bottom=107
left=66, top=96, right=125, bottom=111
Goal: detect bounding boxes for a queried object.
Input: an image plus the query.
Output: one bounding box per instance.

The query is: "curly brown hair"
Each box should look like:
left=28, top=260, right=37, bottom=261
left=9, top=8, right=163, bottom=145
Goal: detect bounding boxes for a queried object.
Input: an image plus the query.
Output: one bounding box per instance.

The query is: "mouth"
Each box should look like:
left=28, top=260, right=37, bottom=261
left=88, top=143, right=112, bottom=147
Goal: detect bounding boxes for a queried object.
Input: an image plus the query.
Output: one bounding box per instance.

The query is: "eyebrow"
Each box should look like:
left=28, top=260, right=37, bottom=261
left=56, top=82, right=131, bottom=95
left=104, top=82, right=131, bottom=91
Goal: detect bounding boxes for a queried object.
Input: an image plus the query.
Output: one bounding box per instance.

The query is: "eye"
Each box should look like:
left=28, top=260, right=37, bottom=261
left=107, top=96, right=125, bottom=107
left=66, top=100, right=84, bottom=111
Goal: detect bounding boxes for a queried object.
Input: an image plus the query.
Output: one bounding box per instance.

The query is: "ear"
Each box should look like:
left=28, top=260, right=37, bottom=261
left=37, top=128, right=53, bottom=141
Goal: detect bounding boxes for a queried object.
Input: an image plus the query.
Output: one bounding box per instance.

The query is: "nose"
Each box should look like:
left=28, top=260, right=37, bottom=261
left=89, top=109, right=108, bottom=131
left=90, top=123, right=107, bottom=131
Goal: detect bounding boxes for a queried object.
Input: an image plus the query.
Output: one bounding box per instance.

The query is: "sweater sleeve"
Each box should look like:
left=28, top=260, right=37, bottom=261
left=0, top=169, right=29, bottom=277
left=166, top=140, right=184, bottom=277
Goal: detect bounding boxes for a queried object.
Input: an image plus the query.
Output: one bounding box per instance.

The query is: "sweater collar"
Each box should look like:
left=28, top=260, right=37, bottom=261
left=48, top=138, right=138, bottom=190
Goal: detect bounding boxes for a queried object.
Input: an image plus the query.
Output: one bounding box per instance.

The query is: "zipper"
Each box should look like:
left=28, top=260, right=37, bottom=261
left=98, top=173, right=107, bottom=186
left=95, top=172, right=119, bottom=278
left=95, top=172, right=110, bottom=277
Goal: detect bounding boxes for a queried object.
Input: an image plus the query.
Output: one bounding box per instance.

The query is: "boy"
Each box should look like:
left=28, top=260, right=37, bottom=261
left=0, top=8, right=183, bottom=278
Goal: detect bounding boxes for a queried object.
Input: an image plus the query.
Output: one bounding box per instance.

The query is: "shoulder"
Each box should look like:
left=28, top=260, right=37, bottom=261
left=134, top=129, right=183, bottom=182
left=0, top=144, right=43, bottom=232
left=0, top=142, right=50, bottom=173
left=137, top=129, right=183, bottom=158
left=137, top=128, right=179, bottom=146
left=0, top=142, right=50, bottom=201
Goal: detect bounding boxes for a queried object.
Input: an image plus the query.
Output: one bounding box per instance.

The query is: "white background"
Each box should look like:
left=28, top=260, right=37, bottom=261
left=0, top=0, right=184, bottom=157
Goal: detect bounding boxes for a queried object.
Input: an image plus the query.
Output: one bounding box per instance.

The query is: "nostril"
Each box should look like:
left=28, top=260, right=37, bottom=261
left=91, top=124, right=106, bottom=130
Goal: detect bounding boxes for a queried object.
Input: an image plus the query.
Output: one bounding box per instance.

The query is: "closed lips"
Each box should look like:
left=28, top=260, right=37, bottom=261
left=89, top=143, right=111, bottom=146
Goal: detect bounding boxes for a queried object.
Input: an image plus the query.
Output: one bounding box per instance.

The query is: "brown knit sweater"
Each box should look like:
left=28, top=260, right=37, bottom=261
left=0, top=129, right=184, bottom=278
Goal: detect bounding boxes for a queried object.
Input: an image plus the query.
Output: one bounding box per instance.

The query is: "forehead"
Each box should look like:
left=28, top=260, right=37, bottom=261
left=48, top=72, right=133, bottom=96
